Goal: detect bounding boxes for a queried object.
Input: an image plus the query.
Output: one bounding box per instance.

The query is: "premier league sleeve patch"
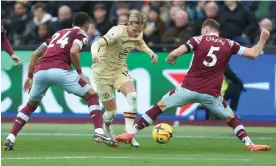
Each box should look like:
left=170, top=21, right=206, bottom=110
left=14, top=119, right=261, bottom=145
left=109, top=31, right=117, bottom=39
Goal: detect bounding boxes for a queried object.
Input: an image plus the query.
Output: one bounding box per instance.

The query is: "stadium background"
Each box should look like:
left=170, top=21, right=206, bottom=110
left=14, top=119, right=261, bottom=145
left=1, top=1, right=276, bottom=122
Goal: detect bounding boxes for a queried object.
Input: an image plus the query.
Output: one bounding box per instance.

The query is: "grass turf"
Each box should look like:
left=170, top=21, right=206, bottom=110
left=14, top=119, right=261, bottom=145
left=1, top=123, right=276, bottom=166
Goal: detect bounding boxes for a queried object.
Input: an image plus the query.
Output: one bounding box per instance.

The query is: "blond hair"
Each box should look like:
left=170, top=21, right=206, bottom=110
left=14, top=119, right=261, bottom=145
left=128, top=11, right=145, bottom=25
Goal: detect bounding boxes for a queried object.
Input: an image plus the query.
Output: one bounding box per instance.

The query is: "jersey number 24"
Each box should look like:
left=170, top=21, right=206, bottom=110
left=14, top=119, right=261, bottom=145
left=48, top=31, right=70, bottom=48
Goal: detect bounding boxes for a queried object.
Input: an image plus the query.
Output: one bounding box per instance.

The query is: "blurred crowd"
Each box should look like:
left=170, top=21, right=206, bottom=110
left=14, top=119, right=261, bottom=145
left=1, top=0, right=276, bottom=48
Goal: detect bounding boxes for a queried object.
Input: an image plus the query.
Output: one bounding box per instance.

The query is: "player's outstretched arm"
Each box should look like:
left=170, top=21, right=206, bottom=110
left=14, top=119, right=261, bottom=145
left=136, top=39, right=158, bottom=64
left=28, top=43, right=47, bottom=78
left=1, top=32, right=21, bottom=66
left=91, top=38, right=107, bottom=56
left=70, top=43, right=88, bottom=82
left=70, top=43, right=83, bottom=74
left=166, top=44, right=188, bottom=64
left=24, top=43, right=47, bottom=93
left=90, top=38, right=107, bottom=63
left=242, top=28, right=270, bottom=59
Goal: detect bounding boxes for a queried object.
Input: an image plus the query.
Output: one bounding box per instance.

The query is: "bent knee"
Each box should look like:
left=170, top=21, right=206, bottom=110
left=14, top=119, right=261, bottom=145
left=226, top=112, right=235, bottom=122
left=82, top=88, right=96, bottom=100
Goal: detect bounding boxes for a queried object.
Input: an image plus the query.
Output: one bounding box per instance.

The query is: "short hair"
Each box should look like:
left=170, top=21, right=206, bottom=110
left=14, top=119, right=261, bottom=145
left=73, top=12, right=90, bottom=27
left=58, top=5, right=71, bottom=13
left=116, top=2, right=128, bottom=10
left=15, top=2, right=26, bottom=8
left=128, top=11, right=145, bottom=25
left=94, top=3, right=106, bottom=10
left=34, top=3, right=46, bottom=12
left=202, top=19, right=220, bottom=32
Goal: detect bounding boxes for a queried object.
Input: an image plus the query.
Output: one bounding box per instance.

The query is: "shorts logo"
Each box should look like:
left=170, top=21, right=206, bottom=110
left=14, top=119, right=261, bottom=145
left=119, top=47, right=133, bottom=59
left=103, top=93, right=109, bottom=99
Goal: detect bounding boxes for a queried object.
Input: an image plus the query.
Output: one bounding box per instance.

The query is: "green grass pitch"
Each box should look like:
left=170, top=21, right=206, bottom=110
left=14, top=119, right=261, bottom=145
left=1, top=123, right=276, bottom=166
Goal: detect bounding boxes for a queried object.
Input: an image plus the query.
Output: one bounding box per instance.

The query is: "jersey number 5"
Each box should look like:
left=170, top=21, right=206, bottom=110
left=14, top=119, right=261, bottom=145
left=203, top=46, right=220, bottom=67
left=48, top=31, right=70, bottom=48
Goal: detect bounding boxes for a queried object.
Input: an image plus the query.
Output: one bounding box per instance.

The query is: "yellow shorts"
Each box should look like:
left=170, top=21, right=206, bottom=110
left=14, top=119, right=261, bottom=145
left=93, top=71, right=133, bottom=101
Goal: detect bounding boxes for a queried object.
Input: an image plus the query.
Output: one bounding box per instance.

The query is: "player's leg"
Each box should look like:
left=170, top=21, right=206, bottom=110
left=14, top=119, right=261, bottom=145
left=200, top=94, right=271, bottom=151
left=95, top=82, right=117, bottom=139
left=4, top=71, right=50, bottom=150
left=115, top=73, right=139, bottom=147
left=55, top=69, right=116, bottom=146
left=116, top=86, right=193, bottom=143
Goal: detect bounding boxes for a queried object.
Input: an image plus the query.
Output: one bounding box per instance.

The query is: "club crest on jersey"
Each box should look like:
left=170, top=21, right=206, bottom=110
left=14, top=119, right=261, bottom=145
left=119, top=47, right=133, bottom=59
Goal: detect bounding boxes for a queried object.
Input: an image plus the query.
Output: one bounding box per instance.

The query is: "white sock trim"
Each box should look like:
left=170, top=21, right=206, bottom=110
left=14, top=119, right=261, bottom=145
left=142, top=114, right=153, bottom=124
left=233, top=125, right=244, bottom=135
left=17, top=112, right=29, bottom=121
left=88, top=105, right=100, bottom=113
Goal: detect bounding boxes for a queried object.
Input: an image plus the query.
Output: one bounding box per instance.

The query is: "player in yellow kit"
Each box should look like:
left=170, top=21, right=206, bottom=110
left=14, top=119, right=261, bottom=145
left=91, top=11, right=158, bottom=147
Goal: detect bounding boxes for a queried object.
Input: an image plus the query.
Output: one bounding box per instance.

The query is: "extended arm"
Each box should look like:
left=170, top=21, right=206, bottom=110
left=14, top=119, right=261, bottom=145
left=28, top=43, right=47, bottom=78
left=242, top=28, right=270, bottom=59
left=1, top=32, right=14, bottom=56
left=70, top=43, right=83, bottom=74
left=91, top=26, right=122, bottom=63
left=23, top=43, right=47, bottom=93
left=166, top=44, right=189, bottom=64
left=136, top=39, right=158, bottom=64
left=90, top=37, right=108, bottom=56
left=1, top=32, right=21, bottom=66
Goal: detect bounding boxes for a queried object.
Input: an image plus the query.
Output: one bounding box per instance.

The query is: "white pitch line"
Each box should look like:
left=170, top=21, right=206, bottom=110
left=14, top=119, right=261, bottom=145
left=2, top=132, right=275, bottom=140
left=1, top=155, right=253, bottom=162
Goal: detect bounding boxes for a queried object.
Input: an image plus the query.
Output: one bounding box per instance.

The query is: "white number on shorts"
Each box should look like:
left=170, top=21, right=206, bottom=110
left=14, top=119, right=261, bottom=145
left=48, top=31, right=70, bottom=48
left=203, top=46, right=220, bottom=67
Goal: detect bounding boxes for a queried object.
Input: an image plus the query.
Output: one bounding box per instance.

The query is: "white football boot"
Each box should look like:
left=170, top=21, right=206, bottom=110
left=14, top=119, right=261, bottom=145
left=103, top=122, right=119, bottom=147
left=131, top=137, right=140, bottom=147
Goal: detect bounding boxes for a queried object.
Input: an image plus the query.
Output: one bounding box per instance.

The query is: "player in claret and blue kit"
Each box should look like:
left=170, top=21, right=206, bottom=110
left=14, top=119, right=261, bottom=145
left=3, top=12, right=116, bottom=151
left=116, top=19, right=271, bottom=152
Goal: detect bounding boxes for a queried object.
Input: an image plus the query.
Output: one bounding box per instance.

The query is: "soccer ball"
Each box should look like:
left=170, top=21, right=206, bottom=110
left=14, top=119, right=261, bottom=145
left=152, top=123, right=173, bottom=144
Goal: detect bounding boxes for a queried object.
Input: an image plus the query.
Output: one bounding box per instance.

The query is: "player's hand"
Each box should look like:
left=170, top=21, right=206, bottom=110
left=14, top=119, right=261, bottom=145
left=150, top=53, right=158, bottom=64
left=92, top=55, right=99, bottom=63
left=165, top=58, right=176, bottom=65
left=11, top=54, right=21, bottom=66
left=23, top=77, right=33, bottom=93
left=260, top=28, right=270, bottom=42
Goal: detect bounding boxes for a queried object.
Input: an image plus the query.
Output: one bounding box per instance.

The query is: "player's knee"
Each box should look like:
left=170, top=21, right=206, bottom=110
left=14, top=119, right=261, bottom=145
left=157, top=100, right=167, bottom=112
left=226, top=112, right=235, bottom=122
left=86, top=93, right=100, bottom=105
left=83, top=88, right=97, bottom=100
